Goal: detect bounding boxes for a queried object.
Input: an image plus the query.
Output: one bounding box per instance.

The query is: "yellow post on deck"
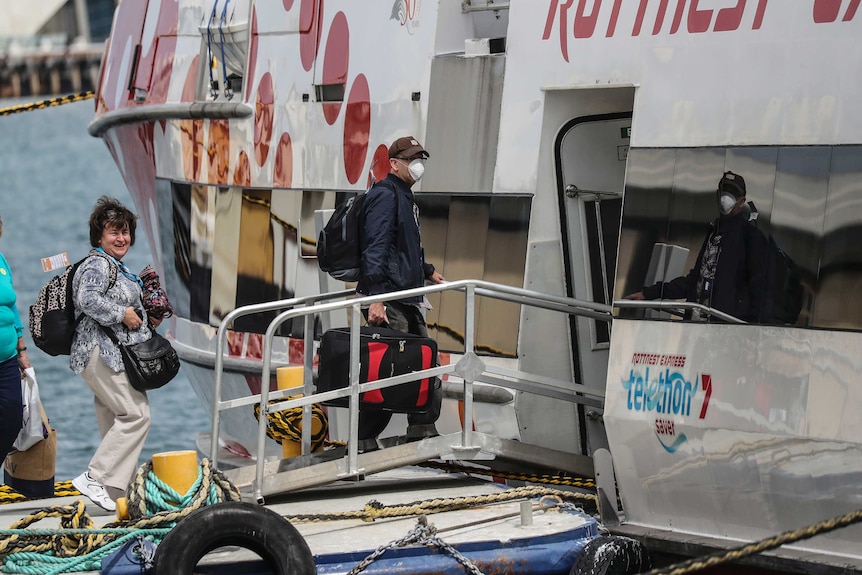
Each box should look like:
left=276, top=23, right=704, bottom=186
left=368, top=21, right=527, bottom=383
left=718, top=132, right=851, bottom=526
left=116, top=450, right=199, bottom=519
left=277, top=366, right=321, bottom=458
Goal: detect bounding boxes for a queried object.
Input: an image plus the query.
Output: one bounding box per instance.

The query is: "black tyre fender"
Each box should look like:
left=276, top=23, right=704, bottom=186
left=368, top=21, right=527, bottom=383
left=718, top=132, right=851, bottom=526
left=152, top=502, right=315, bottom=575
left=570, top=535, right=650, bottom=575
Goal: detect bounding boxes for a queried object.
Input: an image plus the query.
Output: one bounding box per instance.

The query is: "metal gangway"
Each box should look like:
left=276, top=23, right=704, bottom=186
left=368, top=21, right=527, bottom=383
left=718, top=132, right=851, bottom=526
left=209, top=280, right=612, bottom=503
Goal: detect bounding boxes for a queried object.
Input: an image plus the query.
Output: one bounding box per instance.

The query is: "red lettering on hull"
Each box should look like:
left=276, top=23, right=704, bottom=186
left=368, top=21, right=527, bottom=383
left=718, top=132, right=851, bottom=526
left=542, top=0, right=855, bottom=61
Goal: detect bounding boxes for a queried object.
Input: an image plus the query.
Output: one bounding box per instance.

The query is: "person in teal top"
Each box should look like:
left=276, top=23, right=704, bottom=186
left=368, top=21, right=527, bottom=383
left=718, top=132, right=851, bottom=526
left=0, top=214, right=31, bottom=465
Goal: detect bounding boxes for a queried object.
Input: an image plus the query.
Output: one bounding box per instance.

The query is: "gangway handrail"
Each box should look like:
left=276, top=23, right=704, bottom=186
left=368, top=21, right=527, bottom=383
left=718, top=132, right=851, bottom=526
left=224, top=279, right=611, bottom=501
left=210, top=289, right=355, bottom=462
left=613, top=299, right=746, bottom=324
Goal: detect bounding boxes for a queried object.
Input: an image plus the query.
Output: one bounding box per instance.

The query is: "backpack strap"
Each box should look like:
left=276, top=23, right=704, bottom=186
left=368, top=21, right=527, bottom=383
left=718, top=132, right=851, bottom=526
left=85, top=251, right=119, bottom=289
left=72, top=252, right=120, bottom=325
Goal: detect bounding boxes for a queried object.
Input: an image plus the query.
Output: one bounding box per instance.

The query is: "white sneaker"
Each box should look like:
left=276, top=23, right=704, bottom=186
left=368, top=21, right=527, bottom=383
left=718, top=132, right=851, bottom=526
left=72, top=472, right=116, bottom=512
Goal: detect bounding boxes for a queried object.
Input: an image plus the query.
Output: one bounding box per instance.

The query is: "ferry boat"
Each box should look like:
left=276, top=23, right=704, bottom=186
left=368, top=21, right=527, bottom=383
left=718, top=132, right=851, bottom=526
left=84, top=0, right=862, bottom=573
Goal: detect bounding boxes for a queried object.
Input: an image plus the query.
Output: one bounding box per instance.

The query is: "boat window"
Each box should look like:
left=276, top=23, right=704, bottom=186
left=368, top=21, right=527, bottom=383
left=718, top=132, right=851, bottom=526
left=616, top=145, right=862, bottom=330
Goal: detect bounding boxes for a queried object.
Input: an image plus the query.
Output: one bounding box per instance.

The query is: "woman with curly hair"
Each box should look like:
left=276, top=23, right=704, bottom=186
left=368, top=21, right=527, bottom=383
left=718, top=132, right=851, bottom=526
left=71, top=196, right=162, bottom=511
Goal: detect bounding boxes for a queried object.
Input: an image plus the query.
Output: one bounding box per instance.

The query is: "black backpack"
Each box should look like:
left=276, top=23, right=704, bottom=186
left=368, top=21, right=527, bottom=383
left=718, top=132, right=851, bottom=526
left=317, top=179, right=395, bottom=282
left=746, top=203, right=804, bottom=325
left=29, top=253, right=116, bottom=356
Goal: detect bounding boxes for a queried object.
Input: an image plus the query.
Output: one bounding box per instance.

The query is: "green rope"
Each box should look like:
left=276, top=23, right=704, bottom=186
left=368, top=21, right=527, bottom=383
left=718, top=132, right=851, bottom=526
left=141, top=468, right=221, bottom=515
left=0, top=459, right=240, bottom=574
left=1, top=530, right=170, bottom=575
left=0, top=529, right=155, bottom=537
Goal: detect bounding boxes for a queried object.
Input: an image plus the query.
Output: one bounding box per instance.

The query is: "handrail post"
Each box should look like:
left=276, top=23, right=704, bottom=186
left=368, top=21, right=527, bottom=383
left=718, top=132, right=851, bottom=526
left=347, top=303, right=362, bottom=474
left=462, top=283, right=476, bottom=447
left=302, top=312, right=314, bottom=455
left=210, top=323, right=227, bottom=469
left=254, top=325, right=277, bottom=503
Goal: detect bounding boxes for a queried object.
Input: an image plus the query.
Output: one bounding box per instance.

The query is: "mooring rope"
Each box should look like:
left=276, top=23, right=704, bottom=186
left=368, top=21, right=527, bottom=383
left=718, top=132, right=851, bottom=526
left=253, top=400, right=330, bottom=452
left=640, top=506, right=862, bottom=575
left=0, top=92, right=94, bottom=116
left=281, top=485, right=597, bottom=523
left=125, top=458, right=241, bottom=521
left=418, top=460, right=597, bottom=490
left=0, top=458, right=240, bottom=574
left=0, top=482, right=83, bottom=506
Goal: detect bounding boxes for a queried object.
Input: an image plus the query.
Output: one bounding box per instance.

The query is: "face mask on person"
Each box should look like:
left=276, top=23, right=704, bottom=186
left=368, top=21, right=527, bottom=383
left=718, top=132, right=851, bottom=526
left=718, top=192, right=737, bottom=215
left=406, top=159, right=425, bottom=182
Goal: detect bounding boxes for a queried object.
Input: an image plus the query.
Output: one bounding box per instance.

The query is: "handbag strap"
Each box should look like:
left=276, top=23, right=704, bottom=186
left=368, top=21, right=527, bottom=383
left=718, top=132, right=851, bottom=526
left=99, top=324, right=123, bottom=346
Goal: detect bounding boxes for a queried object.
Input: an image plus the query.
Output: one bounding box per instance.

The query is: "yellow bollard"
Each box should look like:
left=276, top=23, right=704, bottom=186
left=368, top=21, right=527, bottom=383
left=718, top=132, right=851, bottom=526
left=115, top=497, right=129, bottom=520
left=153, top=450, right=199, bottom=497
left=277, top=366, right=305, bottom=458
left=116, top=450, right=199, bottom=520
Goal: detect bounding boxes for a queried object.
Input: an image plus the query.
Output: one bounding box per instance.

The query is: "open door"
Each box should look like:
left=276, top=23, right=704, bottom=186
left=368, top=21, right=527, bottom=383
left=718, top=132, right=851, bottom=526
left=557, top=112, right=631, bottom=453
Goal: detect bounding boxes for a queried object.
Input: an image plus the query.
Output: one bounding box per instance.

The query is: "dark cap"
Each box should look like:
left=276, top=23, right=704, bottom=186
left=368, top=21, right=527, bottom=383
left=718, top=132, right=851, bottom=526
left=388, top=136, right=430, bottom=160
left=719, top=171, right=746, bottom=197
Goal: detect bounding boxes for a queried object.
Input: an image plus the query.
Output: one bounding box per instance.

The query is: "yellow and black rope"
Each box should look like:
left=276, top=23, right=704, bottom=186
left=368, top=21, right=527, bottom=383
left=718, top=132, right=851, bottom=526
left=281, top=485, right=598, bottom=523
left=0, top=481, right=81, bottom=505
left=0, top=91, right=94, bottom=116
left=419, top=460, right=597, bottom=490
left=0, top=458, right=240, bottom=561
left=253, top=399, right=331, bottom=452
left=642, top=507, right=862, bottom=575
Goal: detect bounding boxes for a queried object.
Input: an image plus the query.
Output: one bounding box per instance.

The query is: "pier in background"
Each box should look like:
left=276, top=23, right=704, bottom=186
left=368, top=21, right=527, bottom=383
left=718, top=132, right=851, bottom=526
left=0, top=42, right=103, bottom=99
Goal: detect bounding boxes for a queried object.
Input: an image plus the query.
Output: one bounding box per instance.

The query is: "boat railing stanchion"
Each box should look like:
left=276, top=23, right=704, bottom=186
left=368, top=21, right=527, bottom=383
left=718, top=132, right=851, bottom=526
left=346, top=303, right=363, bottom=476
left=211, top=321, right=226, bottom=469
left=254, top=318, right=279, bottom=504
left=462, top=283, right=476, bottom=448
left=302, top=312, right=314, bottom=455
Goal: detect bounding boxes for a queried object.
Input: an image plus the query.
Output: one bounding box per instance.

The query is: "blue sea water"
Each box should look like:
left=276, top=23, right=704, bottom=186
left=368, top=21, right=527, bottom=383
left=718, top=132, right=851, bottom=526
left=0, top=97, right=210, bottom=482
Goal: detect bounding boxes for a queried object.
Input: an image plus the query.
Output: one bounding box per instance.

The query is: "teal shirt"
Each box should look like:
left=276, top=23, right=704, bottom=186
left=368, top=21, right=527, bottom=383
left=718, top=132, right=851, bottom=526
left=0, top=252, right=23, bottom=363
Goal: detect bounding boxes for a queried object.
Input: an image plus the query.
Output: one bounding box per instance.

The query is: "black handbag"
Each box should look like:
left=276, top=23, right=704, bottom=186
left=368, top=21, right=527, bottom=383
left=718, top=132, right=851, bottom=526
left=100, top=325, right=180, bottom=392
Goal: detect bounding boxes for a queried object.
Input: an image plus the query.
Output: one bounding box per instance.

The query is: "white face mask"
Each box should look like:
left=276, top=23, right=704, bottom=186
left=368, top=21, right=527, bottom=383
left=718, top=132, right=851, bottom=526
left=407, top=159, right=425, bottom=182
left=718, top=192, right=737, bottom=215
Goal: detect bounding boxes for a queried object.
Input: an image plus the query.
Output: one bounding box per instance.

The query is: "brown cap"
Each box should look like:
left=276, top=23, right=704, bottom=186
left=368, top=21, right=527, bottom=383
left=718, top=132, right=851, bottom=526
left=388, top=136, right=430, bottom=160
left=718, top=171, right=746, bottom=197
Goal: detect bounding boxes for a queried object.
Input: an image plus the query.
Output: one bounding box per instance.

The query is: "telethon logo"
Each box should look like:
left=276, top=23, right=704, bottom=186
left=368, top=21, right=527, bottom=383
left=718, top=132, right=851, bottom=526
left=622, top=354, right=713, bottom=453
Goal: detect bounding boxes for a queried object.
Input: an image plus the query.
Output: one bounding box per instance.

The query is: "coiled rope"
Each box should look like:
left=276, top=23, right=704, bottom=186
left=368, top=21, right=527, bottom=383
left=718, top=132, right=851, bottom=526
left=281, top=485, right=597, bottom=523
left=253, top=400, right=330, bottom=452
left=0, top=92, right=94, bottom=116
left=0, top=482, right=82, bottom=505
left=0, top=458, right=240, bottom=574
left=641, top=506, right=862, bottom=575
left=125, top=458, right=241, bottom=520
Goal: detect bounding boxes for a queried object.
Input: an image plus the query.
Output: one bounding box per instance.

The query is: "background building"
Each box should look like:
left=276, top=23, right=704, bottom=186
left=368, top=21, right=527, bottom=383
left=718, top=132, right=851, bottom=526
left=0, top=0, right=116, bottom=98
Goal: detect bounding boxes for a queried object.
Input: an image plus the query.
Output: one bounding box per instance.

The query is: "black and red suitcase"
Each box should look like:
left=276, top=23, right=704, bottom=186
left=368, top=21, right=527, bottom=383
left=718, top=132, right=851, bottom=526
left=316, top=326, right=437, bottom=413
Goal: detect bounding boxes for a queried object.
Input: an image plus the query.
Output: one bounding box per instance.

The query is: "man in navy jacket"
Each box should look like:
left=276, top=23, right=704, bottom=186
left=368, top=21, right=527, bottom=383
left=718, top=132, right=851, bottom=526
left=356, top=136, right=445, bottom=443
left=627, top=171, right=768, bottom=322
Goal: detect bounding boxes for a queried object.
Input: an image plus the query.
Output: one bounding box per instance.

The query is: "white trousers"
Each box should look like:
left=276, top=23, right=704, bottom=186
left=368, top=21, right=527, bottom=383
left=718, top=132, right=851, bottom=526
left=80, top=345, right=151, bottom=491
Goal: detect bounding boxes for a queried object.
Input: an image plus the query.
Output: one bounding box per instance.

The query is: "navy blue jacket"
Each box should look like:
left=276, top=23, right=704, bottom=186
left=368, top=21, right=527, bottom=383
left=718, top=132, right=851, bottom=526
left=356, top=174, right=435, bottom=304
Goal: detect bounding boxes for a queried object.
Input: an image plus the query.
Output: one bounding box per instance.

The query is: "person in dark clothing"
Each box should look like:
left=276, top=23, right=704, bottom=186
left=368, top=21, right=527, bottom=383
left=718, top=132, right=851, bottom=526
left=626, top=171, right=768, bottom=322
left=356, top=136, right=445, bottom=445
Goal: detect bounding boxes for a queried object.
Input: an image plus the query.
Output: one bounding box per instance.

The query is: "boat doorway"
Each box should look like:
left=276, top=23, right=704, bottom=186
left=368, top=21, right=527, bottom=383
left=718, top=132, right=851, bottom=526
left=556, top=111, right=632, bottom=454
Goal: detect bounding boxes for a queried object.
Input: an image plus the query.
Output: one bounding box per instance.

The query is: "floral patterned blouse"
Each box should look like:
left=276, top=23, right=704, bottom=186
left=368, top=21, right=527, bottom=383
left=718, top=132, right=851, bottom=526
left=70, top=251, right=152, bottom=375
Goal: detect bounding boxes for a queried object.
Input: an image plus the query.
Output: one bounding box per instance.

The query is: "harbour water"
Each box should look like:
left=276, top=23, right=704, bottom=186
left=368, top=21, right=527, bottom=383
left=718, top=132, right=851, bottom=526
left=0, top=97, right=209, bottom=482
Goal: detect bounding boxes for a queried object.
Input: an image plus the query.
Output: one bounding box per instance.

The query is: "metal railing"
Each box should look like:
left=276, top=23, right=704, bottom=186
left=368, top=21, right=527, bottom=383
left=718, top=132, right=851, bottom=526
left=210, top=280, right=613, bottom=502
left=613, top=299, right=746, bottom=324
left=209, top=288, right=355, bottom=463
